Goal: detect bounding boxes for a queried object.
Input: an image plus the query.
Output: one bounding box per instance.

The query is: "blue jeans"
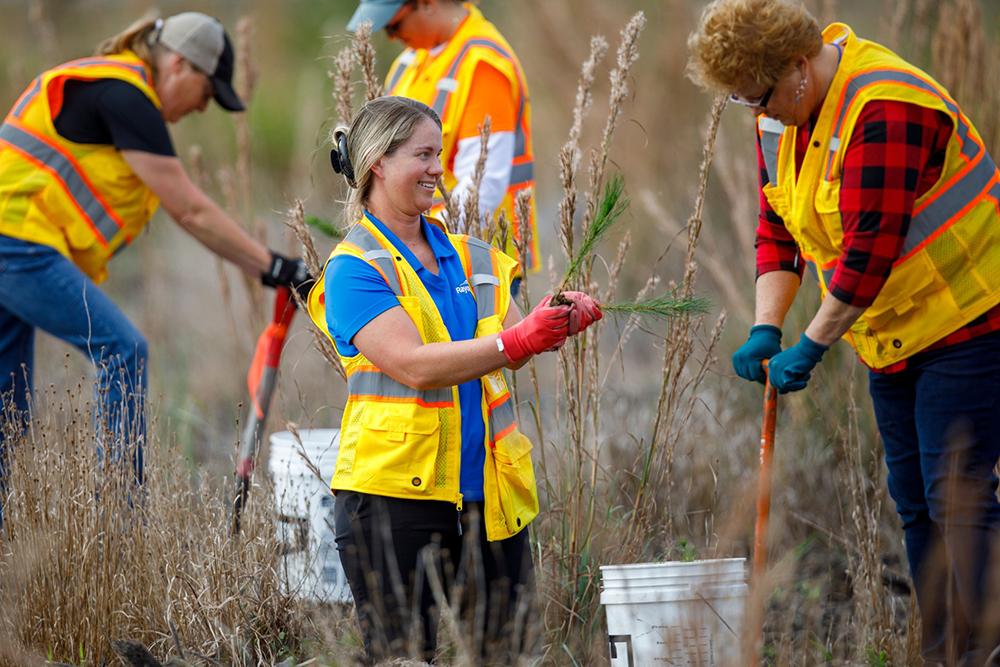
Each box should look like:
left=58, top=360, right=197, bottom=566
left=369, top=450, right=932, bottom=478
left=869, top=329, right=1000, bottom=664
left=0, top=236, right=147, bottom=497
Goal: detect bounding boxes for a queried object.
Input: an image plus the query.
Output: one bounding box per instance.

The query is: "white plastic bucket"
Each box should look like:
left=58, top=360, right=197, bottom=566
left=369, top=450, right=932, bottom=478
left=600, top=557, right=747, bottom=665
left=269, top=428, right=351, bottom=603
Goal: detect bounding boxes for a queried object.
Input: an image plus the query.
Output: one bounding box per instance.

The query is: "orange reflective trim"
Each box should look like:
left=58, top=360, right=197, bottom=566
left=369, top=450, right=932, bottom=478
left=336, top=241, right=366, bottom=256
left=912, top=153, right=985, bottom=218
left=4, top=118, right=126, bottom=233
left=0, top=124, right=108, bottom=247
left=487, top=391, right=510, bottom=412
left=8, top=77, right=40, bottom=120
left=489, top=422, right=516, bottom=446
left=825, top=68, right=962, bottom=180
left=348, top=394, right=454, bottom=409
left=459, top=237, right=474, bottom=284
left=898, top=171, right=1000, bottom=263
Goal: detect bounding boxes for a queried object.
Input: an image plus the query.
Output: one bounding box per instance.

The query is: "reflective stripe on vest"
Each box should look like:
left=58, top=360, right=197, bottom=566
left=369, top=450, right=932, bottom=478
left=465, top=235, right=501, bottom=318
left=824, top=68, right=999, bottom=258
left=386, top=50, right=415, bottom=94
left=9, top=59, right=150, bottom=121
left=0, top=121, right=122, bottom=246
left=430, top=37, right=532, bottom=169
left=758, top=116, right=784, bottom=186
left=11, top=78, right=41, bottom=120
left=339, top=222, right=450, bottom=407
left=348, top=367, right=454, bottom=407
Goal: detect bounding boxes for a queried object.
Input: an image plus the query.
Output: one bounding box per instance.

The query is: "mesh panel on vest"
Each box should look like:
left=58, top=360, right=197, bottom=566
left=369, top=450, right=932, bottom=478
left=434, top=410, right=452, bottom=487
left=926, top=232, right=979, bottom=309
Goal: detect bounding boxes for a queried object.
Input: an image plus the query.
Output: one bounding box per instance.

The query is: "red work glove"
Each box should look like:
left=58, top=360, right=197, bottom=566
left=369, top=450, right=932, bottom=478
left=560, top=291, right=603, bottom=335
left=498, top=295, right=571, bottom=364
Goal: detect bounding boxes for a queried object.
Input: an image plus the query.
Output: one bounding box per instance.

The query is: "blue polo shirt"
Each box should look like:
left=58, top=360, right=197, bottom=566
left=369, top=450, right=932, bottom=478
left=324, top=211, right=487, bottom=501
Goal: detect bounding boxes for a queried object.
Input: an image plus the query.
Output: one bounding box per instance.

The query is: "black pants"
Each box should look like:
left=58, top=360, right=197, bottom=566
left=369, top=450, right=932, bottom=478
left=334, top=491, right=535, bottom=664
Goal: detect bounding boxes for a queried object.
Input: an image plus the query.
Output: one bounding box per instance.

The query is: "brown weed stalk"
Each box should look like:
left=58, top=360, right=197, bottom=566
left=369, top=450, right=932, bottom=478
left=353, top=22, right=382, bottom=101
left=284, top=200, right=345, bottom=381
left=0, top=386, right=305, bottom=666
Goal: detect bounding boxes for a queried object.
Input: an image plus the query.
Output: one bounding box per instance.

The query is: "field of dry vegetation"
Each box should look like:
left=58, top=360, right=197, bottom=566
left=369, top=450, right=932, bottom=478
left=1, top=0, right=998, bottom=665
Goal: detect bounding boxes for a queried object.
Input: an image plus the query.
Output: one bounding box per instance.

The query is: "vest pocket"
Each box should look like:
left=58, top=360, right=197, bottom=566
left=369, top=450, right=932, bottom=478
left=354, top=402, right=441, bottom=493
left=862, top=254, right=941, bottom=330
left=858, top=253, right=956, bottom=362
left=485, top=431, right=539, bottom=539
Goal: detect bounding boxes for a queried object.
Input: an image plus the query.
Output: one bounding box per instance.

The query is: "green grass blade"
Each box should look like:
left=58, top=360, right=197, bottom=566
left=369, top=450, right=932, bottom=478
left=304, top=215, right=342, bottom=239
left=603, top=293, right=712, bottom=319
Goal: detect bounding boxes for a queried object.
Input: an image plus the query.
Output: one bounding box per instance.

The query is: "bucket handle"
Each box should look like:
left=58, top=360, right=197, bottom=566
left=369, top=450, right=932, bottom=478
left=608, top=635, right=635, bottom=666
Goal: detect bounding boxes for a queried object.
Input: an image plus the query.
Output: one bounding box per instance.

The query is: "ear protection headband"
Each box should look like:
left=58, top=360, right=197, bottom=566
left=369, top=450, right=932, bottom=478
left=329, top=127, right=357, bottom=188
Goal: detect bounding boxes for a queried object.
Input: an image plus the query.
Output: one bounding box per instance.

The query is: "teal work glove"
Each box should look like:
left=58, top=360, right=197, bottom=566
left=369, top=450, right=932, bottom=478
left=732, top=324, right=783, bottom=384
left=767, top=333, right=829, bottom=394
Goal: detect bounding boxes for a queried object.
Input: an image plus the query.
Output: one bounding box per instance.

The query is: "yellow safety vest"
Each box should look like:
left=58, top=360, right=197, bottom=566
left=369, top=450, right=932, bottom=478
left=307, top=215, right=540, bottom=541
left=384, top=2, right=540, bottom=273
left=0, top=51, right=161, bottom=284
left=758, top=23, right=1000, bottom=368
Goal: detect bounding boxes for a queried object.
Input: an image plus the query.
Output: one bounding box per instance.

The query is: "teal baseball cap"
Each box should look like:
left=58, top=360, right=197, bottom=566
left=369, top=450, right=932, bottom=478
left=347, top=0, right=407, bottom=33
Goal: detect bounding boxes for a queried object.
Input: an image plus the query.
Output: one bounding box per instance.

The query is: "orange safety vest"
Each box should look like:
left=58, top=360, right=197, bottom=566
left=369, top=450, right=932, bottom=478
left=0, top=51, right=161, bottom=283
left=758, top=24, right=1000, bottom=368
left=307, top=215, right=540, bottom=541
left=384, top=2, right=539, bottom=272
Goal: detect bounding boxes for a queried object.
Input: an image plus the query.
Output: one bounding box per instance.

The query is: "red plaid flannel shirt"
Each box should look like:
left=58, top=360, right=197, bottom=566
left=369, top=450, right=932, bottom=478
left=755, top=99, right=1000, bottom=372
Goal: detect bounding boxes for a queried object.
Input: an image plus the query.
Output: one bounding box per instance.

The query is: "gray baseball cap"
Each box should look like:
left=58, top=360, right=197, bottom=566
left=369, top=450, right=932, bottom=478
left=158, top=12, right=244, bottom=112
left=347, top=0, right=408, bottom=33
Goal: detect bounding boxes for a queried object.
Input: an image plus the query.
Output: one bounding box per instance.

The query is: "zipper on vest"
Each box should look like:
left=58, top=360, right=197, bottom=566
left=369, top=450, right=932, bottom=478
left=455, top=493, right=464, bottom=536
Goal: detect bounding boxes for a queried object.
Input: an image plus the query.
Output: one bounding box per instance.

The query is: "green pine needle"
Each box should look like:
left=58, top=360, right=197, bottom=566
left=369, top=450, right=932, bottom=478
left=560, top=173, right=629, bottom=291
left=602, top=293, right=712, bottom=319
left=305, top=215, right=342, bottom=239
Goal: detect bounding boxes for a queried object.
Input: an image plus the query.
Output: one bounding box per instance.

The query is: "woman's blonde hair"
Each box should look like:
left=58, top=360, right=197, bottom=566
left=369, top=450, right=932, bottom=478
left=687, top=0, right=823, bottom=91
left=95, top=15, right=162, bottom=65
left=334, top=96, right=442, bottom=223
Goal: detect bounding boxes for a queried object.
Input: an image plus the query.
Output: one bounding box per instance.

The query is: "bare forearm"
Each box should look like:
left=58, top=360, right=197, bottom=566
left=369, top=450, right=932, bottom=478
left=804, top=294, right=865, bottom=346
left=393, top=336, right=509, bottom=389
left=120, top=151, right=271, bottom=276
left=179, top=200, right=271, bottom=276
left=754, top=270, right=801, bottom=327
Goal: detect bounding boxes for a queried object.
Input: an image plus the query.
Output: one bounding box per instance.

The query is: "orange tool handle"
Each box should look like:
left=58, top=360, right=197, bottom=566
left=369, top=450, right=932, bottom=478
left=752, top=360, right=778, bottom=581
left=749, top=360, right=778, bottom=666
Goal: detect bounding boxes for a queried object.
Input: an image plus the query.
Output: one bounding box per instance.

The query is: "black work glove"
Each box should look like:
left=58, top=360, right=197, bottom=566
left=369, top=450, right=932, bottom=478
left=261, top=251, right=314, bottom=302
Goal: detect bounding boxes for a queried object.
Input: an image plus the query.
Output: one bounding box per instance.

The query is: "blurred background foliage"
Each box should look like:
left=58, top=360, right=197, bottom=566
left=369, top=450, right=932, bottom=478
left=1, top=0, right=999, bottom=662
left=0, top=0, right=995, bottom=467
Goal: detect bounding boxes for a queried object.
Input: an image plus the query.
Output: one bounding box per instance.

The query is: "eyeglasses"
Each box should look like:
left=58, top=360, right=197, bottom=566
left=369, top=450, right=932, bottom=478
left=385, top=1, right=415, bottom=37
left=730, top=85, right=775, bottom=110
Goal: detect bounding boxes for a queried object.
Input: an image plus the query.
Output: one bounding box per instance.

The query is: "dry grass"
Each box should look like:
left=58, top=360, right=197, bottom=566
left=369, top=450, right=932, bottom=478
left=0, top=386, right=308, bottom=666
left=3, top=2, right=999, bottom=665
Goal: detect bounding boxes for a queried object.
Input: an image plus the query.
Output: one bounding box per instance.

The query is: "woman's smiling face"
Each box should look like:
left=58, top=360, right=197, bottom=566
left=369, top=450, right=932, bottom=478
left=372, top=116, right=444, bottom=215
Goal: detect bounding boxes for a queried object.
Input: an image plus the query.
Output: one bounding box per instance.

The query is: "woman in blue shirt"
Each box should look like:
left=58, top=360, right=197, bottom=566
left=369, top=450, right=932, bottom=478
left=310, top=96, right=600, bottom=664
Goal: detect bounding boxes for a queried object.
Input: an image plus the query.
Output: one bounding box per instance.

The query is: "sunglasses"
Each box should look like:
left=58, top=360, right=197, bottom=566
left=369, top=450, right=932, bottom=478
left=385, top=1, right=416, bottom=37
left=730, top=85, right=775, bottom=110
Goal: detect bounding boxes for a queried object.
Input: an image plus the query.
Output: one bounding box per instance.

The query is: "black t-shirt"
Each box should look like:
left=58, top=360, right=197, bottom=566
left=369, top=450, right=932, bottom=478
left=53, top=78, right=175, bottom=156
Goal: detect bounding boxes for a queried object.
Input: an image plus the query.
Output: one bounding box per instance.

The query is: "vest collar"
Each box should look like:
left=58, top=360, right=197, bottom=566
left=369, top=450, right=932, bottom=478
left=361, top=210, right=457, bottom=263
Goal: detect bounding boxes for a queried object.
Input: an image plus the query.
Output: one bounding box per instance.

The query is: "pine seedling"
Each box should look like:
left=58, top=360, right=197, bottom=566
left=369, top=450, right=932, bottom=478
left=555, top=173, right=628, bottom=298
left=603, top=293, right=711, bottom=319
left=552, top=174, right=711, bottom=319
